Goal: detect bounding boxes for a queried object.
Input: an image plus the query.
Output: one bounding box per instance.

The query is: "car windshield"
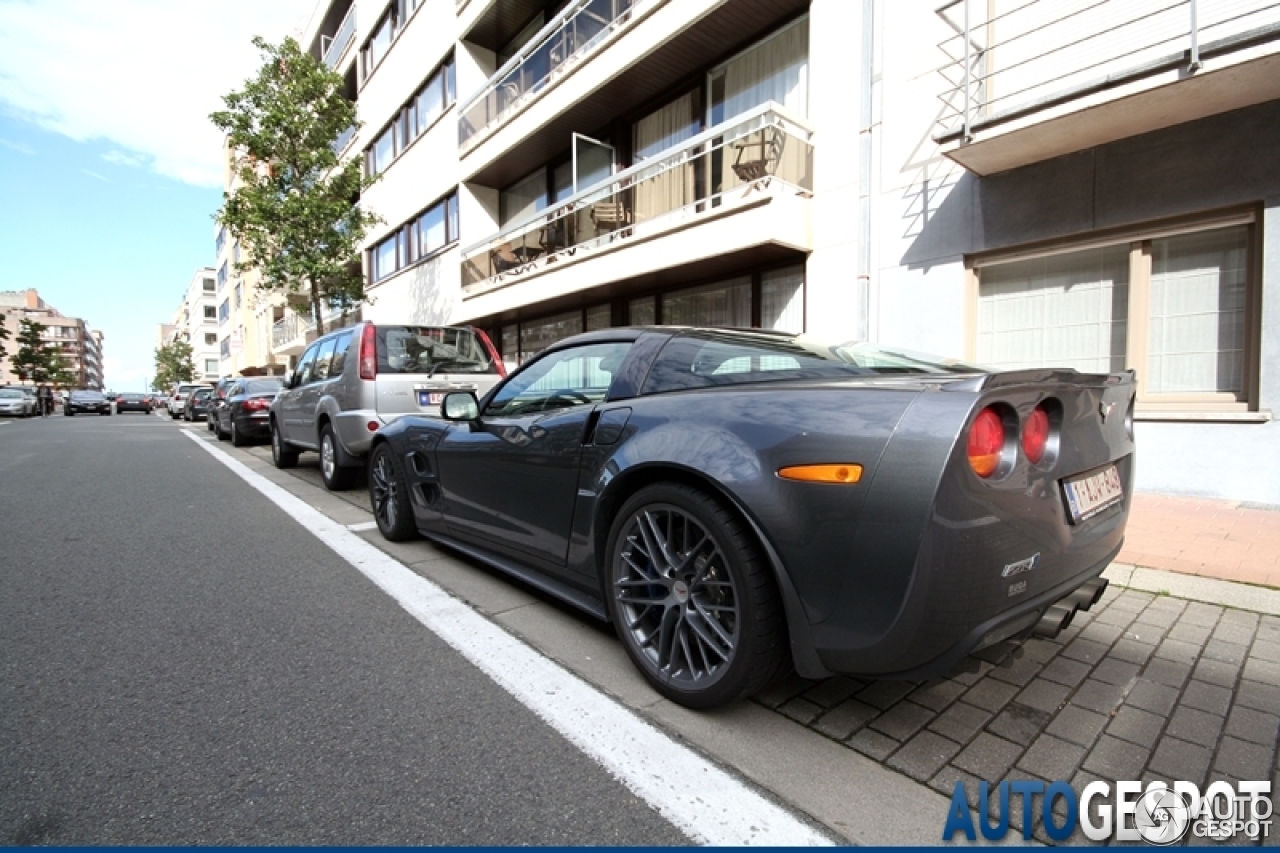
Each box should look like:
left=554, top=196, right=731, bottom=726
left=72, top=391, right=104, bottom=401
left=243, top=379, right=284, bottom=394
left=643, top=331, right=987, bottom=394
left=121, top=393, right=144, bottom=401
left=0, top=389, right=22, bottom=398
left=378, top=326, right=496, bottom=375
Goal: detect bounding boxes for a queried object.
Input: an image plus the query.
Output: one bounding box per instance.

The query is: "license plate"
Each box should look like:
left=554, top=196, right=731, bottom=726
left=1062, top=464, right=1124, bottom=524
left=418, top=391, right=444, bottom=406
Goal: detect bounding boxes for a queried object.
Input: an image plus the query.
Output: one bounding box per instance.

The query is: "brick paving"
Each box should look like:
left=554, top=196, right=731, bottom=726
left=755, top=584, right=1280, bottom=844
left=1120, top=493, right=1280, bottom=587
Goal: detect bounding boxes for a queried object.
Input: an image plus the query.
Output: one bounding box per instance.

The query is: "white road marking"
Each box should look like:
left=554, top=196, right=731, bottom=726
left=183, top=431, right=832, bottom=846
left=346, top=520, right=379, bottom=532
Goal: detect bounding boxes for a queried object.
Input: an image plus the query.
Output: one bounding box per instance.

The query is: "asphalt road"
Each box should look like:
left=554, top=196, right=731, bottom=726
left=0, top=414, right=690, bottom=845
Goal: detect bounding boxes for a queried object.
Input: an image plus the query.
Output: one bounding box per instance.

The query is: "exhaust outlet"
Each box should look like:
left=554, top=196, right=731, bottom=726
left=1067, top=578, right=1110, bottom=612
left=1033, top=602, right=1077, bottom=638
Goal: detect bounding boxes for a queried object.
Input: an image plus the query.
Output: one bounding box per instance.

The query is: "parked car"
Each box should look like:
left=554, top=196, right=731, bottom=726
left=0, top=388, right=35, bottom=417
left=205, top=377, right=240, bottom=434
left=114, top=392, right=152, bottom=414
left=365, top=326, right=1135, bottom=709
left=214, top=377, right=285, bottom=446
left=270, top=324, right=505, bottom=491
left=184, top=387, right=214, bottom=422
left=168, top=383, right=209, bottom=419
left=65, top=389, right=111, bottom=416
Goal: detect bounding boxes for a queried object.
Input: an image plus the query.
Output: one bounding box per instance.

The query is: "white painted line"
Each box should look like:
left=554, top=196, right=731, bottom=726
left=346, top=520, right=379, bottom=532
left=182, top=431, right=832, bottom=846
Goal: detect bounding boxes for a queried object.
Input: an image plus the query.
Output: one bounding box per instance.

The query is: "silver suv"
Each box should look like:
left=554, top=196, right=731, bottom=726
left=270, top=323, right=506, bottom=490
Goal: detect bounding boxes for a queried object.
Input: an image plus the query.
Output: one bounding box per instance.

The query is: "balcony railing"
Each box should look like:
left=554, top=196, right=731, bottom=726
left=462, top=102, right=814, bottom=287
left=271, top=305, right=360, bottom=349
left=935, top=0, right=1280, bottom=142
left=322, top=5, right=356, bottom=69
left=458, top=0, right=639, bottom=147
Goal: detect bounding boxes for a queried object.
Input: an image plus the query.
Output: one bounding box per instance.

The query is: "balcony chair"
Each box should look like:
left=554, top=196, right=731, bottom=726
left=590, top=201, right=631, bottom=239
left=731, top=126, right=785, bottom=190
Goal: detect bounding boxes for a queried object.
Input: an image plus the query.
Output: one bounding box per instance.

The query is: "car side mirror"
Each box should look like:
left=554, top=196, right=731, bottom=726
left=441, top=391, right=480, bottom=421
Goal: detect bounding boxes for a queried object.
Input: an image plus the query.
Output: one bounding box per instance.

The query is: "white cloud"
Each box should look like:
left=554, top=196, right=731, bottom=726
left=80, top=167, right=107, bottom=181
left=0, top=0, right=317, bottom=187
left=101, top=149, right=147, bottom=167
left=0, top=136, right=35, bottom=154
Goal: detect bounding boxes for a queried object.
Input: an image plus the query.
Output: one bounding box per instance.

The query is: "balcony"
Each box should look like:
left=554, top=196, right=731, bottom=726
left=934, top=0, right=1280, bottom=175
left=321, top=5, right=356, bottom=69
left=332, top=123, right=356, bottom=156
left=271, top=304, right=361, bottom=356
left=460, top=103, right=813, bottom=309
left=459, top=0, right=639, bottom=149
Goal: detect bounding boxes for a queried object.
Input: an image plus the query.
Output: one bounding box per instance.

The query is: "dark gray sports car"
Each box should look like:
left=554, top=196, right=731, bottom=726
left=367, top=327, right=1134, bottom=709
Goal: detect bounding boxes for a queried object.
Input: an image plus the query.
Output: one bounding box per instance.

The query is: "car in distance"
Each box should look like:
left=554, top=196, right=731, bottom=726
left=65, top=389, right=112, bottom=416
left=184, top=387, right=214, bottom=422
left=366, top=326, right=1135, bottom=709
left=214, top=377, right=285, bottom=446
left=270, top=323, right=505, bottom=491
left=114, top=392, right=152, bottom=414
left=0, top=388, right=36, bottom=417
left=168, top=383, right=209, bottom=420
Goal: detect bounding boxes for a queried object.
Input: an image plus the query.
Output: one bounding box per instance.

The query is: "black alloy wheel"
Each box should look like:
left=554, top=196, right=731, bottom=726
left=270, top=420, right=298, bottom=469
left=318, top=424, right=357, bottom=491
left=604, top=483, right=786, bottom=710
left=369, top=443, right=416, bottom=541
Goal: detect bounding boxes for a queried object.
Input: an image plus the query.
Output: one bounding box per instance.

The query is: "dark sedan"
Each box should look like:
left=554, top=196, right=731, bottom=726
left=114, top=392, right=152, bottom=414
left=184, top=387, right=214, bottom=422
left=366, top=327, right=1134, bottom=709
left=214, top=378, right=284, bottom=446
left=65, top=390, right=111, bottom=416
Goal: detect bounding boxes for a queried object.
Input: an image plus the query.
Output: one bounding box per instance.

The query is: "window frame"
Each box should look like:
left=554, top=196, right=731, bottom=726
left=966, top=208, right=1262, bottom=415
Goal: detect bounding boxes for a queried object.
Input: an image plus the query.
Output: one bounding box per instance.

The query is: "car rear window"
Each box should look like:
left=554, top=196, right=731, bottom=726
left=0, top=389, right=22, bottom=398
left=377, top=326, right=496, bottom=376
left=244, top=379, right=284, bottom=394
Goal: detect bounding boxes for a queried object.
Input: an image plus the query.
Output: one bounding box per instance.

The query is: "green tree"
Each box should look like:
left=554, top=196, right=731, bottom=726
left=154, top=339, right=197, bottom=391
left=47, top=351, right=77, bottom=390
left=211, top=36, right=378, bottom=337
left=12, top=319, right=52, bottom=383
left=0, top=321, right=10, bottom=369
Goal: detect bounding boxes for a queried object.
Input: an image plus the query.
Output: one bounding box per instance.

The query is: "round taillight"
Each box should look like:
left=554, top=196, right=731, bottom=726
left=1022, top=406, right=1050, bottom=465
left=367, top=420, right=379, bottom=432
left=968, top=406, right=1004, bottom=478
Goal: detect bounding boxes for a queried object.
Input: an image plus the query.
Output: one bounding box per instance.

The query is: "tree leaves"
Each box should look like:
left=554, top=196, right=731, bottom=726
left=153, top=339, right=197, bottom=391
left=211, top=36, right=379, bottom=336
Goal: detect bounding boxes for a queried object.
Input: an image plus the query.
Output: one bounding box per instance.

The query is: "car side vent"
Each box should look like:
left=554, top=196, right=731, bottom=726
left=406, top=451, right=432, bottom=477
left=419, top=484, right=440, bottom=506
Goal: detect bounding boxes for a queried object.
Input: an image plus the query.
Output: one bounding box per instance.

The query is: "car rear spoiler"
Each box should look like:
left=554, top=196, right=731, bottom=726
left=939, top=369, right=1136, bottom=393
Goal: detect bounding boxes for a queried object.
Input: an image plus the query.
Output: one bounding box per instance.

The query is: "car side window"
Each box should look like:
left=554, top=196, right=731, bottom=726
left=329, top=331, right=354, bottom=377
left=294, top=345, right=320, bottom=386
left=311, top=338, right=338, bottom=383
left=485, top=342, right=630, bottom=418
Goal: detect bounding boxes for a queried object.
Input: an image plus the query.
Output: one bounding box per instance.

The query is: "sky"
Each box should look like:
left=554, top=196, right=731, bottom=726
left=0, top=0, right=317, bottom=391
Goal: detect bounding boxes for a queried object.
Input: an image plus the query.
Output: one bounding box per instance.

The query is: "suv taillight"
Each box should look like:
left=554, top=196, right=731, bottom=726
left=359, top=324, right=377, bottom=381
left=244, top=398, right=270, bottom=411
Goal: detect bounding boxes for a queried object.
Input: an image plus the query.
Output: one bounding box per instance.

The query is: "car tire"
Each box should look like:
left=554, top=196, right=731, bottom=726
left=170, top=411, right=179, bottom=420
left=369, top=443, right=416, bottom=542
left=206, top=415, right=215, bottom=433
left=271, top=420, right=299, bottom=469
left=216, top=417, right=229, bottom=441
left=319, top=424, right=357, bottom=491
left=604, top=483, right=787, bottom=710
left=230, top=419, right=248, bottom=447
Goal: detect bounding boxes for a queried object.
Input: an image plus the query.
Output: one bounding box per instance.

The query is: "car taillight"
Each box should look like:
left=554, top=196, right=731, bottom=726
left=472, top=326, right=507, bottom=377
left=244, top=398, right=270, bottom=411
left=967, top=406, right=1005, bottom=478
left=1022, top=405, right=1051, bottom=464
left=359, top=324, right=377, bottom=381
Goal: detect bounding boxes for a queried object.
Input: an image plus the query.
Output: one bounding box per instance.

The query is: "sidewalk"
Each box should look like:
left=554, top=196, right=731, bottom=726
left=1119, top=492, right=1280, bottom=589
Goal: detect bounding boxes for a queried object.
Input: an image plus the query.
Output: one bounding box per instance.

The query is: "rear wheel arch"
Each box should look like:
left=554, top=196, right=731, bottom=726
left=592, top=463, right=830, bottom=681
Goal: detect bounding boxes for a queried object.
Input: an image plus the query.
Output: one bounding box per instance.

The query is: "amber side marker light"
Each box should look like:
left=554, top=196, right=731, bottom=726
left=778, top=464, right=863, bottom=484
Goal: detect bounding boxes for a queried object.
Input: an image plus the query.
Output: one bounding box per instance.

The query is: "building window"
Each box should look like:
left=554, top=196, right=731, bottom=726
left=203, top=305, right=217, bottom=321
left=369, top=191, right=459, bottom=282
left=204, top=333, right=217, bottom=345
left=364, top=55, right=455, bottom=177
left=206, top=358, right=220, bottom=374
left=216, top=227, right=226, bottom=255
left=218, top=299, right=230, bottom=323
left=360, top=7, right=396, bottom=79
left=216, top=262, right=227, bottom=290
left=234, top=282, right=242, bottom=309
left=664, top=277, right=752, bottom=327
left=974, top=217, right=1256, bottom=411
left=204, top=276, right=217, bottom=293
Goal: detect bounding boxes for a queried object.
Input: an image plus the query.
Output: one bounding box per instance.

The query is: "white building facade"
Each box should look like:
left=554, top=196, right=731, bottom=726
left=297, top=0, right=1280, bottom=504
left=169, top=268, right=222, bottom=384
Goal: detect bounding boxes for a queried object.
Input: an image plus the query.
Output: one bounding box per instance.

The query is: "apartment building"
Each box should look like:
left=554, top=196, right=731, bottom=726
left=0, top=289, right=105, bottom=389
left=167, top=269, right=223, bottom=384
left=294, top=0, right=1279, bottom=504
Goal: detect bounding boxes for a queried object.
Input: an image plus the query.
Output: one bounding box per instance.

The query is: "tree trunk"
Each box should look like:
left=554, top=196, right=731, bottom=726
left=309, top=276, right=326, bottom=337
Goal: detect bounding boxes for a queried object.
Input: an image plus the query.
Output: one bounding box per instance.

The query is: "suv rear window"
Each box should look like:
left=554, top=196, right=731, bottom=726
left=377, top=326, right=496, bottom=376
